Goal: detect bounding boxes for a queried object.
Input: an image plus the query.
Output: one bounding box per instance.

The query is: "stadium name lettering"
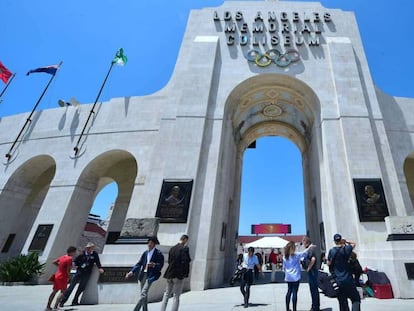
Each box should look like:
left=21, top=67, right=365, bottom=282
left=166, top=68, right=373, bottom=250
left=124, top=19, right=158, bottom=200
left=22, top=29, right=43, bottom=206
left=213, top=11, right=332, bottom=47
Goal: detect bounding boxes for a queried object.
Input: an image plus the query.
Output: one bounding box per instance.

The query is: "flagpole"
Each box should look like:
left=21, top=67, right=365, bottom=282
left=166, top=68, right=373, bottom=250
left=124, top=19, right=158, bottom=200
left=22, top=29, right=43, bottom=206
left=5, top=61, right=63, bottom=161
left=0, top=73, right=16, bottom=102
left=73, top=61, right=115, bottom=156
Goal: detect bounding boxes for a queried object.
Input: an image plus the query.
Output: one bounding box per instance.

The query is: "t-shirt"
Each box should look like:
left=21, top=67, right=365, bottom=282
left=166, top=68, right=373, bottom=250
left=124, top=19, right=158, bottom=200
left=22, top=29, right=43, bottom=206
left=328, top=244, right=353, bottom=284
left=303, top=248, right=318, bottom=272
left=269, top=252, right=277, bottom=264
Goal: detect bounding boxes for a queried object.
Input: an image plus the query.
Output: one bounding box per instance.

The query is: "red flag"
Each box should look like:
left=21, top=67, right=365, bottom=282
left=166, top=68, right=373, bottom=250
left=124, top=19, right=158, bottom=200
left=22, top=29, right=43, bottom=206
left=0, top=61, right=12, bottom=84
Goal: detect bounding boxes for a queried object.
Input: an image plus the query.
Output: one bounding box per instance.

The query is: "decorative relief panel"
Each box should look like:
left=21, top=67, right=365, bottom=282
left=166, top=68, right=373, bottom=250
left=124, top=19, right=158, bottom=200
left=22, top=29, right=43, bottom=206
left=263, top=104, right=283, bottom=117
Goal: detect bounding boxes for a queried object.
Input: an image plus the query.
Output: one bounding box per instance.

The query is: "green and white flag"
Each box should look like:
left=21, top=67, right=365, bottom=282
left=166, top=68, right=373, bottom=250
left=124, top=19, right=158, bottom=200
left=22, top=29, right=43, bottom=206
left=112, top=48, right=127, bottom=66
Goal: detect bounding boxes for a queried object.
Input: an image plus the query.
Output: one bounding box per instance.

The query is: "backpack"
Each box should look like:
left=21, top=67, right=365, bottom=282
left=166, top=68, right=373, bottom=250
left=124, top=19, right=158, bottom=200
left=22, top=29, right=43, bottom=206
left=349, top=257, right=363, bottom=275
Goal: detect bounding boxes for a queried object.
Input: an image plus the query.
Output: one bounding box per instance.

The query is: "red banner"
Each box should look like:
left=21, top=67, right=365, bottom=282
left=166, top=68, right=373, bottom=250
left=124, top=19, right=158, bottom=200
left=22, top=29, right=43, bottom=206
left=251, top=224, right=291, bottom=234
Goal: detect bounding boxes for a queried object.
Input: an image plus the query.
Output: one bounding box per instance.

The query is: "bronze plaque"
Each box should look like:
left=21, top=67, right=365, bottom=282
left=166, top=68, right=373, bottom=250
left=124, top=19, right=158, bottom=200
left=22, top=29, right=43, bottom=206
left=155, top=179, right=193, bottom=223
left=353, top=179, right=389, bottom=222
left=98, top=267, right=138, bottom=283
left=28, top=224, right=53, bottom=252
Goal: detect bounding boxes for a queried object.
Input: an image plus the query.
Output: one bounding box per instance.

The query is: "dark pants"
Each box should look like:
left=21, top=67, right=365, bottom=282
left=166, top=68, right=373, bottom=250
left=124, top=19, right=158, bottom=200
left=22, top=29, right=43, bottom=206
left=61, top=272, right=91, bottom=305
left=337, top=282, right=361, bottom=311
left=286, top=281, right=300, bottom=311
left=240, top=269, right=254, bottom=306
left=308, top=269, right=320, bottom=310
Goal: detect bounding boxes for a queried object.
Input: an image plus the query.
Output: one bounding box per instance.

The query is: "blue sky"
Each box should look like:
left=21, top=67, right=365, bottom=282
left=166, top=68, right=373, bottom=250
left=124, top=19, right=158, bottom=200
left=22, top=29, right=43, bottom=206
left=1, top=0, right=413, bottom=236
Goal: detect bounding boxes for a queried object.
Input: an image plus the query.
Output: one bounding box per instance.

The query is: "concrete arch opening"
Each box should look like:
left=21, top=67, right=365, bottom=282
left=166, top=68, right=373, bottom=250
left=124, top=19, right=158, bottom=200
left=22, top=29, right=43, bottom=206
left=85, top=182, right=119, bottom=254
left=239, top=135, right=305, bottom=236
left=218, top=73, right=322, bottom=281
left=0, top=155, right=56, bottom=260
left=48, top=150, right=137, bottom=260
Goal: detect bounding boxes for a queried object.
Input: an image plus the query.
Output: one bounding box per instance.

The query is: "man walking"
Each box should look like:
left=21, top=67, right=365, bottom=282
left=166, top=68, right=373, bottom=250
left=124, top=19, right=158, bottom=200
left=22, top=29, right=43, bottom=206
left=60, top=242, right=104, bottom=307
left=328, top=234, right=361, bottom=311
left=302, top=236, right=320, bottom=311
left=160, top=234, right=191, bottom=311
left=125, top=236, right=164, bottom=311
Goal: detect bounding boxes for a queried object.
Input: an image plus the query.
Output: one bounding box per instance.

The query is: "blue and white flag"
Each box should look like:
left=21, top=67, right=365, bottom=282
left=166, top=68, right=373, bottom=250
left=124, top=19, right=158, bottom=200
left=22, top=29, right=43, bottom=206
left=27, top=64, right=59, bottom=76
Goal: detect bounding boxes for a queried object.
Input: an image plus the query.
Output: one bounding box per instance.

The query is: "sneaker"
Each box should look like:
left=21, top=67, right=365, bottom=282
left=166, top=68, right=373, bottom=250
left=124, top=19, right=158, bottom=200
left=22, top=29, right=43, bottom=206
left=58, top=302, right=64, bottom=308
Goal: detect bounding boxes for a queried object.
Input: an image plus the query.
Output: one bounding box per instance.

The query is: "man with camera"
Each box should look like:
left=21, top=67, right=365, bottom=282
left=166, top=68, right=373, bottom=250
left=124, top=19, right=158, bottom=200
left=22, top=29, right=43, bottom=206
left=328, top=234, right=360, bottom=311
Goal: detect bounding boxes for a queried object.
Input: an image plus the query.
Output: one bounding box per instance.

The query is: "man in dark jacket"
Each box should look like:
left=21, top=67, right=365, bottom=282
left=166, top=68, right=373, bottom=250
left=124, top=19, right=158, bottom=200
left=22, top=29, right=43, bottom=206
left=160, top=234, right=191, bottom=311
left=60, top=242, right=104, bottom=307
left=125, top=236, right=164, bottom=311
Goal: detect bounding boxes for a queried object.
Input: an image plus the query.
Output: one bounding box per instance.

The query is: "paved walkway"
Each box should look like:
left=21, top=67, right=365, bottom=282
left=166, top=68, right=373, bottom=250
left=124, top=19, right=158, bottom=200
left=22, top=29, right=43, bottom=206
left=1, top=283, right=413, bottom=311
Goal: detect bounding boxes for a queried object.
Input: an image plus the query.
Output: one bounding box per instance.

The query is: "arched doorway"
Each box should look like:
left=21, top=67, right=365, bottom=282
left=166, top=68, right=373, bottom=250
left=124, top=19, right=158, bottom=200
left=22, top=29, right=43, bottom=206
left=220, top=73, right=322, bottom=280
left=239, top=136, right=305, bottom=236
left=0, top=155, right=56, bottom=260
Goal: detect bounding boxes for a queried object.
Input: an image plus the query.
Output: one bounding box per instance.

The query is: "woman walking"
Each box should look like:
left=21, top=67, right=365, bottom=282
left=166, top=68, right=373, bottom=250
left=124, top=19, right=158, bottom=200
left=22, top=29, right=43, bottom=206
left=240, top=247, right=261, bottom=308
left=45, top=246, right=77, bottom=310
left=283, top=241, right=314, bottom=311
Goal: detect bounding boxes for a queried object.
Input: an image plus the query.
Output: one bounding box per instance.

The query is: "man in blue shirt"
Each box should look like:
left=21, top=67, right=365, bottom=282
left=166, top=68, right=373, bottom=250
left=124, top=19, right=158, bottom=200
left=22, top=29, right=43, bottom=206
left=328, top=234, right=360, bottom=311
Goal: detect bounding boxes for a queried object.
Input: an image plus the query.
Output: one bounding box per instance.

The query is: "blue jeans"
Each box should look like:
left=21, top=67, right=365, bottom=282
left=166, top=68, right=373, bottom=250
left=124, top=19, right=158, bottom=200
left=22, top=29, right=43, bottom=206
left=286, top=281, right=300, bottom=311
left=308, top=269, right=320, bottom=310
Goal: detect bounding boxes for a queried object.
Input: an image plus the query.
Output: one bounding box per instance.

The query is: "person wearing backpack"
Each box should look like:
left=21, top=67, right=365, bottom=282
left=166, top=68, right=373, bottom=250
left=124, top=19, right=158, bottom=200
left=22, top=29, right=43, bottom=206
left=328, top=234, right=361, bottom=311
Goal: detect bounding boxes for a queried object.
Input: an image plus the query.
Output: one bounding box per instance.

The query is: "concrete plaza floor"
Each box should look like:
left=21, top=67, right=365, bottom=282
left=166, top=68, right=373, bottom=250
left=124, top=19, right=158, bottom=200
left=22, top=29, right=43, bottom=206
left=1, top=282, right=414, bottom=311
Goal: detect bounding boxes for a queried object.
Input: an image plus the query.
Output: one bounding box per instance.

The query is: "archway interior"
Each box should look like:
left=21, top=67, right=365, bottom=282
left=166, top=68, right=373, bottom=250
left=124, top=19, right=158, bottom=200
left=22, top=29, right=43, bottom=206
left=221, top=74, right=321, bottom=281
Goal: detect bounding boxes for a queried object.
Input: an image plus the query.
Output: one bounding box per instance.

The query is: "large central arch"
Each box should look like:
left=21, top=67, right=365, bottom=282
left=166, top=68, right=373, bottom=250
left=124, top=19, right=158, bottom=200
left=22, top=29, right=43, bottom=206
left=217, top=73, right=322, bottom=279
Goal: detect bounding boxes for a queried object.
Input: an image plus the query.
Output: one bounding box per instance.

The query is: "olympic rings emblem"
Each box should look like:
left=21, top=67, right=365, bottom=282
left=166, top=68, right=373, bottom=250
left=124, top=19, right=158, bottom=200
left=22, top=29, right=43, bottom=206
left=245, top=49, right=300, bottom=67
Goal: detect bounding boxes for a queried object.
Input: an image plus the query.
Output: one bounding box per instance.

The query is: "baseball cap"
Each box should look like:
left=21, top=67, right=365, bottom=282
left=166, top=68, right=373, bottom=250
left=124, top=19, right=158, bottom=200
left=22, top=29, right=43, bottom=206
left=333, top=233, right=342, bottom=242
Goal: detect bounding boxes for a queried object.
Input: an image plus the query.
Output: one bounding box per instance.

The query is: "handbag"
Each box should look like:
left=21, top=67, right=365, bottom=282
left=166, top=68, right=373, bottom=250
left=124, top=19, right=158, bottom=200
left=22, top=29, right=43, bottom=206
left=48, top=274, right=55, bottom=282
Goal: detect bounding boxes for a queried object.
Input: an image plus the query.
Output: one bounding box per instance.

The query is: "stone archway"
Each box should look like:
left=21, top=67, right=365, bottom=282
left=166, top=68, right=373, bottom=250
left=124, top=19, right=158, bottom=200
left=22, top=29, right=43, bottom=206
left=47, top=150, right=137, bottom=261
left=219, top=73, right=322, bottom=279
left=0, top=155, right=56, bottom=260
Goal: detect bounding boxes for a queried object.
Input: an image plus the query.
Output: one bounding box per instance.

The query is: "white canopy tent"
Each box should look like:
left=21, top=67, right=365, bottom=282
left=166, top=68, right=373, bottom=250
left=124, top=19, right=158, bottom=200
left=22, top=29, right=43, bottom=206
left=244, top=236, right=289, bottom=249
